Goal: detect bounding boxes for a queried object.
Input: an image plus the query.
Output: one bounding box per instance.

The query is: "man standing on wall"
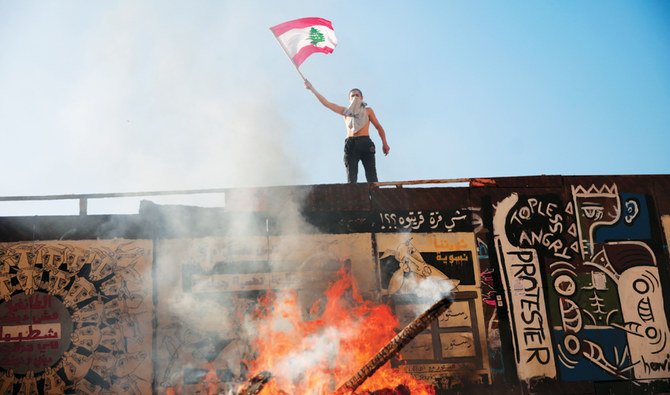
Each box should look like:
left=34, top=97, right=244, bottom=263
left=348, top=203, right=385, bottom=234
left=305, top=80, right=390, bottom=183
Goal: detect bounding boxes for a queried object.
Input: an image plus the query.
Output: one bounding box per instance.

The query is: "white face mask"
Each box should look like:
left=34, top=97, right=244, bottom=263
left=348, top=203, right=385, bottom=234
left=344, top=96, right=369, bottom=133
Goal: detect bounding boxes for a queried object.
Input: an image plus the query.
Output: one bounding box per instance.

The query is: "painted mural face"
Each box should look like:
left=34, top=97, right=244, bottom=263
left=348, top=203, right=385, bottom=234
left=537, top=185, right=670, bottom=383
left=0, top=273, right=15, bottom=301
left=64, top=277, right=97, bottom=308
left=46, top=268, right=73, bottom=296
left=114, top=263, right=142, bottom=286
left=89, top=252, right=115, bottom=281
left=0, top=249, right=19, bottom=268
left=101, top=324, right=125, bottom=352
left=114, top=351, right=147, bottom=377
left=73, top=378, right=100, bottom=395
left=42, top=367, right=66, bottom=395
left=71, top=325, right=102, bottom=352
left=17, top=266, right=42, bottom=295
left=590, top=243, right=670, bottom=379
left=119, top=314, right=143, bottom=343
left=619, top=267, right=667, bottom=341
left=11, top=244, right=44, bottom=268
left=572, top=184, right=620, bottom=259
left=62, top=350, right=93, bottom=381
left=397, top=239, right=429, bottom=274
left=72, top=299, right=104, bottom=325
left=64, top=247, right=90, bottom=273
left=105, top=244, right=145, bottom=267
left=100, top=276, right=125, bottom=296
left=39, top=246, right=65, bottom=270
left=107, top=375, right=142, bottom=395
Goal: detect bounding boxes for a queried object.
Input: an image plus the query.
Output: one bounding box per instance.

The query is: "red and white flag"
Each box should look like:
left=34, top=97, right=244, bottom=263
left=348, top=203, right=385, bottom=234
left=270, top=17, right=337, bottom=67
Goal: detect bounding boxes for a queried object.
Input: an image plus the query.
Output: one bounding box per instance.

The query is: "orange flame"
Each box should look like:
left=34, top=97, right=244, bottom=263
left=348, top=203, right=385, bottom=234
left=246, top=265, right=435, bottom=395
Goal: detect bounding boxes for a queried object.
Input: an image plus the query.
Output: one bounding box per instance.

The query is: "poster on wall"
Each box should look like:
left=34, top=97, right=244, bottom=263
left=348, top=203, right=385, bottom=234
left=375, top=232, right=492, bottom=389
left=154, top=234, right=374, bottom=394
left=0, top=239, right=153, bottom=394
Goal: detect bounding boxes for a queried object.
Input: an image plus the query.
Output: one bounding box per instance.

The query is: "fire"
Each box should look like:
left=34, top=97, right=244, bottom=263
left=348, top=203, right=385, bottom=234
left=245, top=264, right=435, bottom=395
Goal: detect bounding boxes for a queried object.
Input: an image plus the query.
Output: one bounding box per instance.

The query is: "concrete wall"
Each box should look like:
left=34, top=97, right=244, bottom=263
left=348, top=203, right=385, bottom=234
left=0, top=175, right=668, bottom=394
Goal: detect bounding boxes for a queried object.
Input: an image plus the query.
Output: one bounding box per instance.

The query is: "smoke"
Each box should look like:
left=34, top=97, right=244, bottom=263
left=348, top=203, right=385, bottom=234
left=273, top=326, right=342, bottom=383
left=149, top=185, right=324, bottom=393
left=381, top=233, right=457, bottom=317
left=1, top=2, right=309, bottom=199
left=168, top=292, right=237, bottom=334
left=84, top=4, right=322, bottom=377
left=406, top=275, right=455, bottom=303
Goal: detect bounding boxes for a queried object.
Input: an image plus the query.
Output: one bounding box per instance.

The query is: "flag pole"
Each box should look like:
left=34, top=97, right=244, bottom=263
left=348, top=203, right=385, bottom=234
left=271, top=31, right=307, bottom=81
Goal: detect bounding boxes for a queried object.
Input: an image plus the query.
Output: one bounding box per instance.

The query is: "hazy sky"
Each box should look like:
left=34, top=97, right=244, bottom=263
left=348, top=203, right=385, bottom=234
left=1, top=1, right=669, bottom=213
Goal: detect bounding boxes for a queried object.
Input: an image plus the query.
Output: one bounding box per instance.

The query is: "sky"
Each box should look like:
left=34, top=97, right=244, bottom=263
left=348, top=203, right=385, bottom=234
left=1, top=1, right=669, bottom=214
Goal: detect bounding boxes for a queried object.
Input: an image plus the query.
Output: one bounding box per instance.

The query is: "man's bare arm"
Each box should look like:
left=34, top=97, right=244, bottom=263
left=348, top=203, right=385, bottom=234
left=305, top=80, right=346, bottom=115
left=368, top=108, right=390, bottom=155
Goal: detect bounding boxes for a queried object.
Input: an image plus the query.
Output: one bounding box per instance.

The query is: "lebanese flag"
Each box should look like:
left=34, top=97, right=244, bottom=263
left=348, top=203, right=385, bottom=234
left=270, top=17, right=337, bottom=67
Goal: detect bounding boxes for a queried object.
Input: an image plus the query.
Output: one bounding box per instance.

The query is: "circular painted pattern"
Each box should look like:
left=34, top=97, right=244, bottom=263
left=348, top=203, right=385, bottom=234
left=0, top=242, right=149, bottom=394
left=633, top=278, right=650, bottom=295
left=554, top=274, right=576, bottom=296
left=0, top=292, right=73, bottom=374
left=564, top=333, right=580, bottom=355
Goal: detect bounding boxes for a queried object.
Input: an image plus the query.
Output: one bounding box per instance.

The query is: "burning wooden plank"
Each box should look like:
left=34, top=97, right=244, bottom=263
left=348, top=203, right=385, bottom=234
left=236, top=296, right=452, bottom=394
left=236, top=371, right=272, bottom=395
left=334, top=296, right=453, bottom=394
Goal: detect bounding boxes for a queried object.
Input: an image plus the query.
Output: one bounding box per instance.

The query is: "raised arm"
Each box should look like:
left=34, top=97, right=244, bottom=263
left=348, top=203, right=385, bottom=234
left=368, top=108, right=390, bottom=155
left=305, top=80, right=346, bottom=115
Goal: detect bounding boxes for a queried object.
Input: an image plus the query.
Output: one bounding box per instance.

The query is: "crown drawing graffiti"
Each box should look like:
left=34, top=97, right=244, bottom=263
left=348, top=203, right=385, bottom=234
left=571, top=184, right=618, bottom=196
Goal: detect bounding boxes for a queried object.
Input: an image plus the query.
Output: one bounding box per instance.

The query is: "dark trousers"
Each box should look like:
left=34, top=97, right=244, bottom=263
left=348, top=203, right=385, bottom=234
left=344, top=136, right=378, bottom=183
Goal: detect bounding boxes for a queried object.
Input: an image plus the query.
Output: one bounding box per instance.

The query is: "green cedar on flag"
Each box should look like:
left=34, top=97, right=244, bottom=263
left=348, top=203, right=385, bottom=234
left=308, top=27, right=325, bottom=45
left=270, top=17, right=337, bottom=67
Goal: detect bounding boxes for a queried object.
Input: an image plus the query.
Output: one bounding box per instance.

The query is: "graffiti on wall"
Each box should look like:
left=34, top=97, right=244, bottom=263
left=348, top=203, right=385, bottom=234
left=548, top=184, right=670, bottom=381
left=376, top=232, right=492, bottom=389
left=1, top=177, right=667, bottom=392
left=0, top=240, right=153, bottom=394
left=375, top=209, right=471, bottom=233
left=469, top=205, right=505, bottom=381
left=493, top=194, right=558, bottom=381
left=494, top=184, right=670, bottom=383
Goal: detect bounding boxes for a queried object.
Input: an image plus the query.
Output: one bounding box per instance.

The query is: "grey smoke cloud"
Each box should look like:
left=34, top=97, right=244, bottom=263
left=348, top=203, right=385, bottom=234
left=55, top=3, right=305, bottom=193
left=0, top=2, right=319, bottom=216
left=1, top=2, right=318, bottom=208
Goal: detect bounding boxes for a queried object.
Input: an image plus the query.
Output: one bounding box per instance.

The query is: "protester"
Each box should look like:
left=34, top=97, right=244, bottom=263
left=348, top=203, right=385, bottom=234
left=305, top=80, right=390, bottom=183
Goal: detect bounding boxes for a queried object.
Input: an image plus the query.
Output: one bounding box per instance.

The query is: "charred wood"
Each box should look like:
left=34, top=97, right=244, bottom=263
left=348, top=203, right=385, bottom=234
left=334, top=295, right=453, bottom=394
